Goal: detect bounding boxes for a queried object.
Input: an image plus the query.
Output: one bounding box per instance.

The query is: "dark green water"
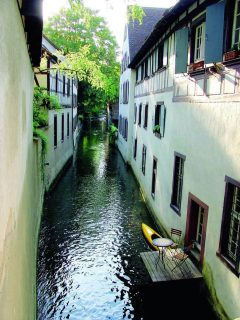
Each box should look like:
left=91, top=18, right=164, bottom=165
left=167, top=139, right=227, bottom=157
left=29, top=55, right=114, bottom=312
left=37, top=121, right=218, bottom=320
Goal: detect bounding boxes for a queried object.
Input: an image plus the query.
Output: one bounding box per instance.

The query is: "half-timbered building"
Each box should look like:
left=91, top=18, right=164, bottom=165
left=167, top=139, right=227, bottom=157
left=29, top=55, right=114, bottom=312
left=119, top=1, right=240, bottom=318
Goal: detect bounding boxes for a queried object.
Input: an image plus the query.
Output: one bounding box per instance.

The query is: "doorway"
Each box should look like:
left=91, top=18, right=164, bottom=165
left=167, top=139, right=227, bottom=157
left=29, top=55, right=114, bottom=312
left=185, top=193, right=209, bottom=267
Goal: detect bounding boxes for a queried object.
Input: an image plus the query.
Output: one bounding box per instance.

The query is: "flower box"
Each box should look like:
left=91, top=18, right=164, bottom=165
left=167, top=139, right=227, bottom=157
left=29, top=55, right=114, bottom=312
left=188, top=60, right=204, bottom=73
left=223, top=50, right=240, bottom=61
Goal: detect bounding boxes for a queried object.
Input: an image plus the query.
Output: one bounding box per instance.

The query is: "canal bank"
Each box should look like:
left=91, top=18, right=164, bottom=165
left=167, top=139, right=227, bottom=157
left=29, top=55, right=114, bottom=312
left=37, top=121, right=218, bottom=320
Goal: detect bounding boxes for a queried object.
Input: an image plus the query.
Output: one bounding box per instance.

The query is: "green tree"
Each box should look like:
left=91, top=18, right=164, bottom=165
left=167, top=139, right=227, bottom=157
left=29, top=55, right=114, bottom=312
left=44, top=1, right=120, bottom=116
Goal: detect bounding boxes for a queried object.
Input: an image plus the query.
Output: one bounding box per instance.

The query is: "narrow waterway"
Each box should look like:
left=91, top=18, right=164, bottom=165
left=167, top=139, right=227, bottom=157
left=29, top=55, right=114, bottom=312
left=37, top=121, right=218, bottom=320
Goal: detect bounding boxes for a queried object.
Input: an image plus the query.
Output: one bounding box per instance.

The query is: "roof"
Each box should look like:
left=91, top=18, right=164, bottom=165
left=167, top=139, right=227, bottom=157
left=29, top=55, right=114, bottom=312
left=21, top=0, right=43, bottom=67
left=128, top=7, right=166, bottom=63
left=129, top=0, right=197, bottom=68
left=42, top=34, right=60, bottom=53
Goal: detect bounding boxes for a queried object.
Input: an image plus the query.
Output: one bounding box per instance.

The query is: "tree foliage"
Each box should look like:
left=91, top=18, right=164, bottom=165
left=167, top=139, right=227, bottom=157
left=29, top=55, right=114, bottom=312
left=44, top=1, right=120, bottom=115
left=127, top=5, right=145, bottom=25
left=33, top=87, right=61, bottom=156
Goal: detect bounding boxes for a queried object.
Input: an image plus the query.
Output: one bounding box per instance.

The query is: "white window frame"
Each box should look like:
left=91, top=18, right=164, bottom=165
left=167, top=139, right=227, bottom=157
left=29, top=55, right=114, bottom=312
left=232, top=0, right=240, bottom=47
left=194, top=22, right=205, bottom=62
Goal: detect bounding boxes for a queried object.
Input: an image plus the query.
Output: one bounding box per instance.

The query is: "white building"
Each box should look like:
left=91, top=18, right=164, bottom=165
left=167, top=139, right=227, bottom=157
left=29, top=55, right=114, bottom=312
left=118, top=7, right=166, bottom=163
left=36, top=35, right=79, bottom=190
left=119, top=1, right=240, bottom=318
left=0, top=1, right=44, bottom=319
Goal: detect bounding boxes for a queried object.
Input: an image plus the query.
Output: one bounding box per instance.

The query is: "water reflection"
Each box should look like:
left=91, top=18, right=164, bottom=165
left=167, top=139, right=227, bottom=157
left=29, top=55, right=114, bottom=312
left=37, top=121, right=218, bottom=320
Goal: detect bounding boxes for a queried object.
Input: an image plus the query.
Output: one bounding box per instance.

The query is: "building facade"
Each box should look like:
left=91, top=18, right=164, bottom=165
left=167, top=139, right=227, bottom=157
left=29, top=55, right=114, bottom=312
left=36, top=35, right=79, bottom=190
left=119, top=1, right=240, bottom=318
left=0, top=1, right=43, bottom=319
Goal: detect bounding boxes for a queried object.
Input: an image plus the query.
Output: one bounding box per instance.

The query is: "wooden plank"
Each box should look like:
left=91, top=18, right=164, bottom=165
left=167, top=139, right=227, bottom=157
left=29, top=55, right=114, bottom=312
left=140, top=252, right=158, bottom=282
left=140, top=251, right=202, bottom=283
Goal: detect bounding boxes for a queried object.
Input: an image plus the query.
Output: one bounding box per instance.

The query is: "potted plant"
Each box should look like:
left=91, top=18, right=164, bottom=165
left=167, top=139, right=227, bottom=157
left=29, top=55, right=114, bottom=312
left=224, top=44, right=240, bottom=61
left=188, top=60, right=204, bottom=73
left=153, top=124, right=161, bottom=137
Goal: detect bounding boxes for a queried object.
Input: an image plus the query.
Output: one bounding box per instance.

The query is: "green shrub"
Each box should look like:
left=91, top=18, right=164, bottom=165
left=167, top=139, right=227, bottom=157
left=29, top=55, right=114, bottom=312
left=109, top=124, right=118, bottom=145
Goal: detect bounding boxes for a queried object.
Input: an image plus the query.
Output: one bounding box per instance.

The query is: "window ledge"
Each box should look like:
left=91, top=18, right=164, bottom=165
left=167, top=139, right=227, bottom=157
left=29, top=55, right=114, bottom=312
left=170, top=203, right=181, bottom=216
left=156, top=66, right=167, bottom=73
left=151, top=193, right=155, bottom=200
left=216, top=251, right=240, bottom=278
left=153, top=132, right=161, bottom=138
left=223, top=56, right=240, bottom=66
left=143, top=126, right=147, bottom=130
left=188, top=60, right=204, bottom=74
left=188, top=68, right=205, bottom=76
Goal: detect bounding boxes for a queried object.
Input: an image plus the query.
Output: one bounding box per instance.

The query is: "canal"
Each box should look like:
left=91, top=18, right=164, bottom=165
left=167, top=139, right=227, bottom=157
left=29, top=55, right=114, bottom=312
left=37, top=121, right=218, bottom=320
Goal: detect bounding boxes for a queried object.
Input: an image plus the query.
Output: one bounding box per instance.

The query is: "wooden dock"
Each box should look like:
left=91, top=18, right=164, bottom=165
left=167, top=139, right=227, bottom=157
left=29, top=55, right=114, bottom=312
left=140, top=250, right=202, bottom=282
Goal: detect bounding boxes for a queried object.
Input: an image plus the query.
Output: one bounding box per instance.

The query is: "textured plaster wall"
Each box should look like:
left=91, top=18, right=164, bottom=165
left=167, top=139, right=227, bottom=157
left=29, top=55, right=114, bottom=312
left=128, top=87, right=240, bottom=318
left=118, top=18, right=240, bottom=317
left=0, top=1, right=44, bottom=319
left=118, top=28, right=135, bottom=163
left=44, top=109, right=74, bottom=190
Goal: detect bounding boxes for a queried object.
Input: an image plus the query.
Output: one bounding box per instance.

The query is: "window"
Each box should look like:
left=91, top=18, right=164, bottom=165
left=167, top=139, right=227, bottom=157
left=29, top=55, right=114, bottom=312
left=144, top=59, right=148, bottom=78
left=158, top=44, right=164, bottom=69
left=144, top=104, right=148, bottom=129
left=153, top=49, right=158, bottom=73
left=136, top=68, right=139, bottom=82
left=67, top=78, right=70, bottom=97
left=142, top=145, right=147, bottom=175
left=133, top=138, right=137, bottom=160
left=124, top=118, right=128, bottom=141
left=55, top=72, right=58, bottom=93
left=153, top=103, right=166, bottom=138
left=54, top=115, right=57, bottom=147
left=151, top=157, right=157, bottom=197
left=61, top=113, right=64, bottom=141
left=232, top=0, right=240, bottom=47
left=141, top=63, right=144, bottom=81
left=171, top=153, right=185, bottom=214
left=67, top=112, right=70, bottom=137
left=219, top=177, right=240, bottom=276
left=134, top=104, right=137, bottom=124
left=194, top=22, right=205, bottom=62
left=122, top=81, right=129, bottom=104
left=138, top=104, right=142, bottom=126
left=63, top=75, right=66, bottom=96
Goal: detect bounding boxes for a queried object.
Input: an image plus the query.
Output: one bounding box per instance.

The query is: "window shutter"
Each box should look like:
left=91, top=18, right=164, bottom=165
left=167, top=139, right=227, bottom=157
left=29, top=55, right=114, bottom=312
left=205, top=1, right=225, bottom=64
left=160, top=105, right=166, bottom=137
left=175, top=28, right=189, bottom=74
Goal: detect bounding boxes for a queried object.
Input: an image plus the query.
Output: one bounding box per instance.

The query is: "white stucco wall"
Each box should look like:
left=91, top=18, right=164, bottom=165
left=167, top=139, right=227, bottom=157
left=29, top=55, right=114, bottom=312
left=118, top=28, right=135, bottom=163
left=0, top=1, right=44, bottom=319
left=40, top=41, right=79, bottom=190
left=131, top=88, right=240, bottom=318
left=121, top=11, right=240, bottom=318
left=44, top=108, right=74, bottom=190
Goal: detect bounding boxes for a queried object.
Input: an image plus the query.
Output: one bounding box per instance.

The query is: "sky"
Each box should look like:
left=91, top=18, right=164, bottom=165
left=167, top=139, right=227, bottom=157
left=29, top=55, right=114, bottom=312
left=43, top=0, right=178, bottom=49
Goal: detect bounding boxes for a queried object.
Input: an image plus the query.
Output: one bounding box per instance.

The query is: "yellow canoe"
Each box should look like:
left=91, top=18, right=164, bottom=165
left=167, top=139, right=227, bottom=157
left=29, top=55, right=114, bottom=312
left=141, top=223, right=161, bottom=251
